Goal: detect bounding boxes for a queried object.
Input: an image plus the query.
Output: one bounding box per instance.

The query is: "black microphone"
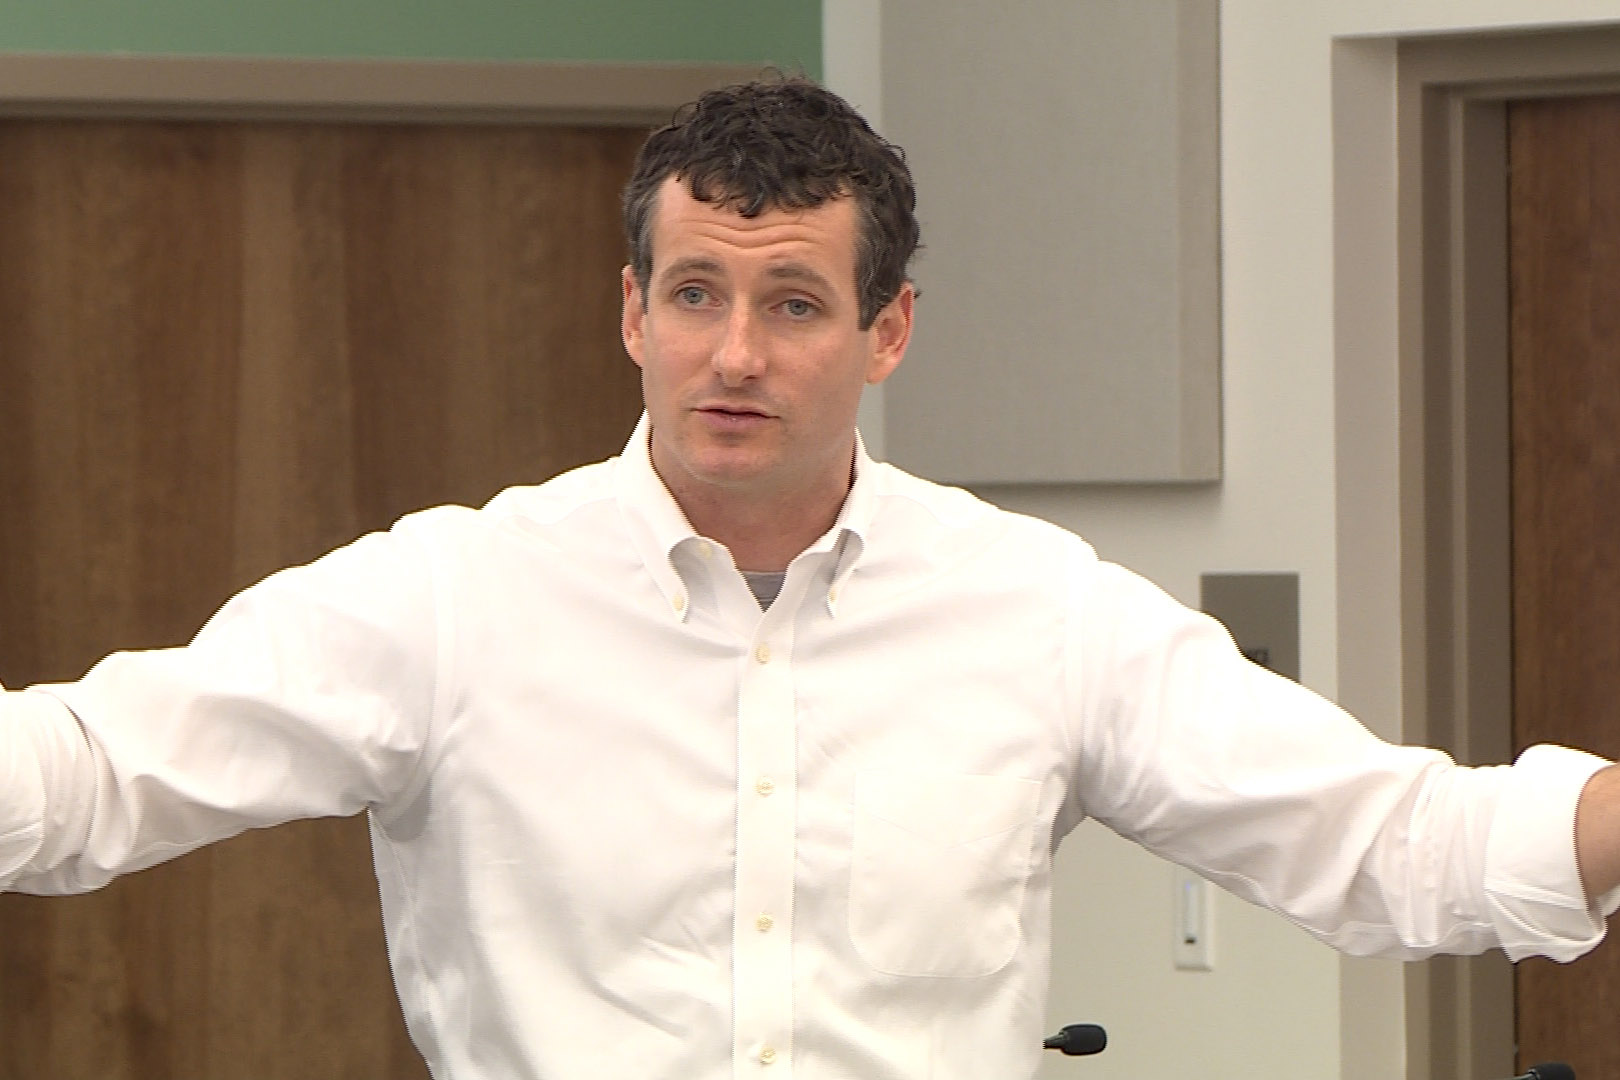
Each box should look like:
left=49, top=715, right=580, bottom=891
left=1508, top=1064, right=1574, bottom=1080
left=1043, top=1023, right=1107, bottom=1056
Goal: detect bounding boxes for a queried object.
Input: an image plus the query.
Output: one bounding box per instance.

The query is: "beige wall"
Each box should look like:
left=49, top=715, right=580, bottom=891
left=826, top=2, right=1620, bottom=1078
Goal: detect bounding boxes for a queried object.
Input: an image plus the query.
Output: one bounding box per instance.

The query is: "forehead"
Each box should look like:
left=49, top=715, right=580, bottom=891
left=649, top=176, right=858, bottom=285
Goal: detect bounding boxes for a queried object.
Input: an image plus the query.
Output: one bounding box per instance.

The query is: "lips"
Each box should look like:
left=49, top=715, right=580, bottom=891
left=694, top=403, right=775, bottom=431
left=696, top=402, right=774, bottom=420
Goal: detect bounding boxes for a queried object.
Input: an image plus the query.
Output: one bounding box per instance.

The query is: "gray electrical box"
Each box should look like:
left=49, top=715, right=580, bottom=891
left=1199, top=572, right=1299, bottom=682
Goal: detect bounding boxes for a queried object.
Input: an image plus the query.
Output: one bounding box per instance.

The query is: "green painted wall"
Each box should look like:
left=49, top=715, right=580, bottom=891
left=0, top=1, right=820, bottom=74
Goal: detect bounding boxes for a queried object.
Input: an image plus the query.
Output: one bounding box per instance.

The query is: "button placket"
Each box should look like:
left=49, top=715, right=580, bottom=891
left=732, top=620, right=796, bottom=1079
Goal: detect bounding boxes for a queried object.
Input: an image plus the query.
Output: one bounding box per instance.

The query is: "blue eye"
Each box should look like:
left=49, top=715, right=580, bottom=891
left=782, top=298, right=815, bottom=318
left=676, top=286, right=707, bottom=306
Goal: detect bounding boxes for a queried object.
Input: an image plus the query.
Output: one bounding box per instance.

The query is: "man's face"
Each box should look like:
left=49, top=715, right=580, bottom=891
left=622, top=177, right=911, bottom=512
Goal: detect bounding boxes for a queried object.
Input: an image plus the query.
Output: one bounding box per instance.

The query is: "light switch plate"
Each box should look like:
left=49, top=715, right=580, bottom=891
left=1172, top=866, right=1214, bottom=971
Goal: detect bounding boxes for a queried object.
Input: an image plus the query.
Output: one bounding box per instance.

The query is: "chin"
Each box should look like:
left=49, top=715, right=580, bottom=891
left=690, top=460, right=771, bottom=490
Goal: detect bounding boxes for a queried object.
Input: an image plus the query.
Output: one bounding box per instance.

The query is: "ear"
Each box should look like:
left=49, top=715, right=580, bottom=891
left=864, top=282, right=914, bottom=386
left=621, top=265, right=647, bottom=369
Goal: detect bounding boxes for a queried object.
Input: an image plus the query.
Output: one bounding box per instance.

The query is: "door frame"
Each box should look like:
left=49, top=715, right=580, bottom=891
left=1332, top=23, right=1620, bottom=1080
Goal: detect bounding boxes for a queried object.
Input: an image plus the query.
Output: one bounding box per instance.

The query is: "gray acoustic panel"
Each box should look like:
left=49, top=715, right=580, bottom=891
left=879, top=0, right=1221, bottom=484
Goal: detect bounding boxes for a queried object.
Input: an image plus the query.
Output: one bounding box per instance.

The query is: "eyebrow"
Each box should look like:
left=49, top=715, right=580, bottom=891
left=656, top=257, right=837, bottom=296
left=762, top=264, right=836, bottom=294
left=658, top=256, right=725, bottom=283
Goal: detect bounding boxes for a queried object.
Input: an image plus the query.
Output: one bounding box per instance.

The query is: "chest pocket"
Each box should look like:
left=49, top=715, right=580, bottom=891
left=849, top=770, right=1042, bottom=978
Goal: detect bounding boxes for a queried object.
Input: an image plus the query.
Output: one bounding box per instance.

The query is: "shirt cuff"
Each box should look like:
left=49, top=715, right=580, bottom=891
left=1485, top=743, right=1619, bottom=962
left=0, top=690, right=53, bottom=884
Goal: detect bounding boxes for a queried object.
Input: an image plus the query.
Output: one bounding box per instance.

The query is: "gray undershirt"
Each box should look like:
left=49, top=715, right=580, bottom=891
left=741, top=570, right=787, bottom=610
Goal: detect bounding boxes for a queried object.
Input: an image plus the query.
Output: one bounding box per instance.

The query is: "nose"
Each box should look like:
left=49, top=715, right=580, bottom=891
left=711, top=305, right=766, bottom=386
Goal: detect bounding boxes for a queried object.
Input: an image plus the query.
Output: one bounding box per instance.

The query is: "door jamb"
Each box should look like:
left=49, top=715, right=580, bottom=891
left=1333, top=23, right=1620, bottom=1080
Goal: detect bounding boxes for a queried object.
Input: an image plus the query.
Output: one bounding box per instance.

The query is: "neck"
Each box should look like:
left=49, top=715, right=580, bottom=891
left=671, top=475, right=849, bottom=573
left=653, top=445, right=857, bottom=573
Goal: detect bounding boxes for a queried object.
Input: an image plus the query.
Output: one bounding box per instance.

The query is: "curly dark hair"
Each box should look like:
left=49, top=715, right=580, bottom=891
left=622, top=76, right=920, bottom=330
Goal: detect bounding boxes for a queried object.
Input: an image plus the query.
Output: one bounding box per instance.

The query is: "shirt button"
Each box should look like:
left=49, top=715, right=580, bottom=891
left=759, top=1046, right=778, bottom=1065
left=697, top=541, right=713, bottom=559
left=755, top=776, right=776, bottom=796
left=828, top=585, right=839, bottom=602
left=755, top=913, right=774, bottom=932
left=672, top=593, right=686, bottom=613
left=754, top=643, right=772, bottom=664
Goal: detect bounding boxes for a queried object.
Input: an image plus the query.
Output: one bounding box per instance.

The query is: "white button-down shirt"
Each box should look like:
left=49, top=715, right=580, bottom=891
left=0, top=416, right=1612, bottom=1079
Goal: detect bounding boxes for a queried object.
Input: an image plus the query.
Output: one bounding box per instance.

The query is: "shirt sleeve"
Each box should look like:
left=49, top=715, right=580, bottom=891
left=1065, top=554, right=1613, bottom=962
left=0, top=689, right=55, bottom=880
left=1486, top=743, right=1620, bottom=961
left=0, top=517, right=443, bottom=896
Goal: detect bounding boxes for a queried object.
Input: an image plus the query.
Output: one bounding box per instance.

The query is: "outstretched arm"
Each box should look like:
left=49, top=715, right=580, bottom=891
left=0, top=520, right=442, bottom=896
left=1575, top=764, right=1620, bottom=900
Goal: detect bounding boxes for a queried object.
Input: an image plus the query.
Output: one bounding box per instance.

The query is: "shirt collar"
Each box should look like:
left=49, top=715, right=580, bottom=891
left=612, top=413, right=877, bottom=620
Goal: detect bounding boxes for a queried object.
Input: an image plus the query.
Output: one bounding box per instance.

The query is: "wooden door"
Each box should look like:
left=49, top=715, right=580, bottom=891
left=0, top=117, right=647, bottom=1078
left=1508, top=93, right=1620, bottom=1078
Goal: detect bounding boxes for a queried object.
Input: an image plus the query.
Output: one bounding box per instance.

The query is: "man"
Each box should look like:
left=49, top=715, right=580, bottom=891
left=3, top=76, right=1620, bottom=1079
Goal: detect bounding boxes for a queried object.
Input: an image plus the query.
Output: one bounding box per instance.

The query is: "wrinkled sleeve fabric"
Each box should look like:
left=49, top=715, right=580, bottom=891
left=1064, top=550, right=1617, bottom=962
left=1486, top=745, right=1619, bottom=960
left=0, top=688, right=57, bottom=880
left=0, top=518, right=443, bottom=896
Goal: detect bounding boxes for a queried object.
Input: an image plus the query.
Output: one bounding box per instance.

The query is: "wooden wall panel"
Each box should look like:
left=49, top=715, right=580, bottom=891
left=0, top=117, right=647, bottom=1078
left=1508, top=93, right=1620, bottom=1080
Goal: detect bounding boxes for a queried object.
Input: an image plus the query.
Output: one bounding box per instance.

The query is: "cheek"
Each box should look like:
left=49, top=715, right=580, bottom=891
left=821, top=345, right=877, bottom=399
left=639, top=322, right=709, bottom=375
left=633, top=336, right=701, bottom=410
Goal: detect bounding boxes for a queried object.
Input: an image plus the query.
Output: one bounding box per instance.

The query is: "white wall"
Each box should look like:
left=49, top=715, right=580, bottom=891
left=825, top=2, right=1620, bottom=1079
left=821, top=0, right=888, bottom=455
